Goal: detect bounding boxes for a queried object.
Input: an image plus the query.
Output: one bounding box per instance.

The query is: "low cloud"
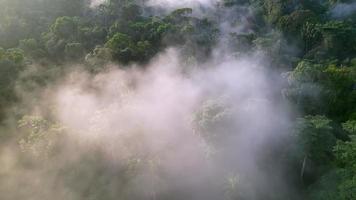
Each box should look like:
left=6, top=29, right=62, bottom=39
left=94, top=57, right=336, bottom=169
left=330, top=2, right=356, bottom=18
left=0, top=48, right=297, bottom=200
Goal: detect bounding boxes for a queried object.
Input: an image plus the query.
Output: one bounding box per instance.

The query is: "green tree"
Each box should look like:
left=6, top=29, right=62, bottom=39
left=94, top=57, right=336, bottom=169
left=320, top=21, right=356, bottom=59
left=284, top=60, right=356, bottom=120
left=105, top=32, right=134, bottom=63
left=65, top=42, right=85, bottom=60
left=294, top=115, right=336, bottom=167
left=0, top=48, right=24, bottom=120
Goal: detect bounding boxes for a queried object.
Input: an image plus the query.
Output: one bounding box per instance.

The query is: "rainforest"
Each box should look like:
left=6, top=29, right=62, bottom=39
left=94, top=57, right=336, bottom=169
left=0, top=0, right=355, bottom=199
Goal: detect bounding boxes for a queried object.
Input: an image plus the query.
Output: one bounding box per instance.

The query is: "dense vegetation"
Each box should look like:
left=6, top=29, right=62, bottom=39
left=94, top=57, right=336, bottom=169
left=0, top=0, right=355, bottom=199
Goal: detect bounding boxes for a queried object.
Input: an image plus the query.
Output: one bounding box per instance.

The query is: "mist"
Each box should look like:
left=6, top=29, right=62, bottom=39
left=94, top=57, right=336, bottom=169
left=0, top=0, right=303, bottom=200
left=146, top=0, right=219, bottom=11
left=90, top=0, right=106, bottom=7
left=330, top=2, right=356, bottom=18
left=0, top=44, right=298, bottom=199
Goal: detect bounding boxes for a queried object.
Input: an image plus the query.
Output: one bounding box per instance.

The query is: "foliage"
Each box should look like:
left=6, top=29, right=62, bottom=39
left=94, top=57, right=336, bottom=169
left=293, top=115, right=336, bottom=166
left=0, top=0, right=355, bottom=198
left=278, top=10, right=319, bottom=38
left=0, top=48, right=24, bottom=120
left=284, top=60, right=356, bottom=120
left=320, top=21, right=356, bottom=59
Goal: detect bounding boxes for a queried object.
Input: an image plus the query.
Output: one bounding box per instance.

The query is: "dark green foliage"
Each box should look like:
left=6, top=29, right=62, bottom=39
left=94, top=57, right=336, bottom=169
left=0, top=0, right=355, bottom=198
left=308, top=120, right=356, bottom=199
left=19, top=38, right=46, bottom=59
left=278, top=10, right=319, bottom=37
left=50, top=16, right=79, bottom=39
left=0, top=0, right=90, bottom=49
left=320, top=21, right=356, bottom=59
left=103, top=7, right=218, bottom=64
left=65, top=42, right=85, bottom=60
left=284, top=60, right=356, bottom=121
left=0, top=48, right=24, bottom=120
left=105, top=33, right=135, bottom=63
left=301, top=22, right=323, bottom=53
left=293, top=115, right=336, bottom=166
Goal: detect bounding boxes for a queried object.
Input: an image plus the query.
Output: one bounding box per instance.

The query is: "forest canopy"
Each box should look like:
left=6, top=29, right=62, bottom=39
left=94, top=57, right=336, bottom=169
left=0, top=0, right=355, bottom=200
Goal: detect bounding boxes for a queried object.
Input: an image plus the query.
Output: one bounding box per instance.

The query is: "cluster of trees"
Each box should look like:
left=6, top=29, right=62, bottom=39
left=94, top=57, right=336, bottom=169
left=0, top=0, right=218, bottom=65
left=0, top=0, right=355, bottom=199
left=0, top=0, right=218, bottom=119
left=256, top=0, right=356, bottom=199
left=0, top=48, right=24, bottom=121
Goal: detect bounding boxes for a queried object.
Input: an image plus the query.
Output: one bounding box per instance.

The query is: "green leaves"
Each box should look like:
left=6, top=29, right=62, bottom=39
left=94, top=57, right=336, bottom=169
left=301, top=22, right=323, bottom=52
left=284, top=60, right=356, bottom=120
left=50, top=16, right=79, bottom=39
left=278, top=10, right=319, bottom=37
left=0, top=47, right=24, bottom=64
left=65, top=42, right=85, bottom=59
left=294, top=115, right=336, bottom=166
left=105, top=33, right=135, bottom=63
left=308, top=118, right=356, bottom=199
left=320, top=21, right=356, bottom=59
left=342, top=120, right=356, bottom=135
left=0, top=47, right=24, bottom=118
left=308, top=115, right=332, bottom=129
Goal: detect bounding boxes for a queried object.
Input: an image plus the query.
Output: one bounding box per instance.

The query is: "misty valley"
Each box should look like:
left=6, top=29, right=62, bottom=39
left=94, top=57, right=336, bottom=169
left=0, top=0, right=356, bottom=200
